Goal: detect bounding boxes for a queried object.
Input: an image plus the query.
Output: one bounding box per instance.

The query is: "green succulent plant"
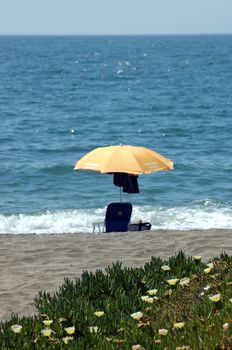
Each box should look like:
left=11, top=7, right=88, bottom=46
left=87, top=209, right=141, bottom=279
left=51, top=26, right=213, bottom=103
left=0, top=252, right=231, bottom=349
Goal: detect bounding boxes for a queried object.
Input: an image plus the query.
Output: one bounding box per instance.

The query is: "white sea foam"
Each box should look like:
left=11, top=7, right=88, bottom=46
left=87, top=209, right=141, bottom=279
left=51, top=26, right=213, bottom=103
left=132, top=204, right=232, bottom=230
left=0, top=209, right=105, bottom=234
left=0, top=202, right=232, bottom=234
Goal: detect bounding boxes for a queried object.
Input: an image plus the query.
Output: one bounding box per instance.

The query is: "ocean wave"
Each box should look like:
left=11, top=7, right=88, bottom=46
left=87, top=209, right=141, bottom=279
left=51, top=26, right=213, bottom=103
left=1, top=201, right=232, bottom=234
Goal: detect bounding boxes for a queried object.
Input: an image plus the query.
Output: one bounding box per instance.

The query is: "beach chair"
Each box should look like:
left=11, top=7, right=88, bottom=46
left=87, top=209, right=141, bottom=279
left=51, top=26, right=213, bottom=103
left=92, top=202, right=132, bottom=233
left=105, top=202, right=132, bottom=233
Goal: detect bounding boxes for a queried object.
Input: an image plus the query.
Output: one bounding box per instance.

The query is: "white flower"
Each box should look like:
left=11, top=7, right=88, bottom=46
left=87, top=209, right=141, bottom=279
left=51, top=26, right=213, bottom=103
left=62, top=336, right=73, bottom=344
left=132, top=345, right=142, bottom=350
left=180, top=277, right=190, bottom=287
left=193, top=255, right=201, bottom=261
left=131, top=311, right=143, bottom=321
left=173, top=322, right=185, bottom=329
left=145, top=297, right=155, bottom=303
left=41, top=328, right=52, bottom=337
left=43, top=319, right=53, bottom=326
left=161, top=265, right=171, bottom=271
left=204, top=267, right=212, bottom=274
left=146, top=289, right=158, bottom=295
left=223, top=323, right=229, bottom=331
left=167, top=278, right=179, bottom=286
left=158, top=328, right=168, bottom=336
left=203, top=285, right=211, bottom=291
left=89, top=326, right=99, bottom=333
left=209, top=294, right=221, bottom=303
left=64, top=326, right=75, bottom=335
left=11, top=324, right=22, bottom=334
left=94, top=311, right=105, bottom=317
left=207, top=262, right=214, bottom=269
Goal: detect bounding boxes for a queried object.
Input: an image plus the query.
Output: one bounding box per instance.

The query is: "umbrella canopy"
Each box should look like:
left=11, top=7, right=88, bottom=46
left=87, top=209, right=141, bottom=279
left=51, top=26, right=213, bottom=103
left=74, top=145, right=173, bottom=174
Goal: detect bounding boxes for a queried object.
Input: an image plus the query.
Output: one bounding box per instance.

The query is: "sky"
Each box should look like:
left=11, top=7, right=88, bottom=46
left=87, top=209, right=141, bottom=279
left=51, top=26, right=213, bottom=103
left=0, top=0, right=232, bottom=35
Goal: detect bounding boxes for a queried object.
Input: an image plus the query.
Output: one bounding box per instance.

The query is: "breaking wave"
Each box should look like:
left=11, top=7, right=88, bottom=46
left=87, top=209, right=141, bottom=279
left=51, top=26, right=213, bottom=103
left=1, top=200, right=232, bottom=234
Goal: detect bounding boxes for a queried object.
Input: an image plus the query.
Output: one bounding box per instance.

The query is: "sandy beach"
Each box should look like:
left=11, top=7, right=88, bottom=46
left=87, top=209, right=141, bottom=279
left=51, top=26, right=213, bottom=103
left=0, top=229, right=231, bottom=322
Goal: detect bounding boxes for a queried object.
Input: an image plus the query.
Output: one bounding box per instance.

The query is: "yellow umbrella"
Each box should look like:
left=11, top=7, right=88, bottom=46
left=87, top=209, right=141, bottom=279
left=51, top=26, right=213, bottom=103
left=74, top=145, right=173, bottom=174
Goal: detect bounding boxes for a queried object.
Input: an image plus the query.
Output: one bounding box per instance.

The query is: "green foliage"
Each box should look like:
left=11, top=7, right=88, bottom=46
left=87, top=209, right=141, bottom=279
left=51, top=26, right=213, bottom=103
left=0, top=251, right=232, bottom=349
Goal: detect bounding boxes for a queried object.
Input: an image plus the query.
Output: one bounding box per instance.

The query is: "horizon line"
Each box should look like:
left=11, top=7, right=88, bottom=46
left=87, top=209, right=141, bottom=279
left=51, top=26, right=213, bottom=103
left=0, top=33, right=232, bottom=37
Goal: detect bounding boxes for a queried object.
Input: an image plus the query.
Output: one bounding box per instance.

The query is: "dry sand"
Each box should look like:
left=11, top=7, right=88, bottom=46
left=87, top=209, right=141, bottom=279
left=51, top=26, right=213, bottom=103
left=0, top=229, right=231, bottom=322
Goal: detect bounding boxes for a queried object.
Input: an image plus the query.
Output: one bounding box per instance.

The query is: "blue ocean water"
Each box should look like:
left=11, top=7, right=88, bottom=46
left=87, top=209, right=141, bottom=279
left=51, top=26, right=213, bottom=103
left=0, top=35, right=232, bottom=233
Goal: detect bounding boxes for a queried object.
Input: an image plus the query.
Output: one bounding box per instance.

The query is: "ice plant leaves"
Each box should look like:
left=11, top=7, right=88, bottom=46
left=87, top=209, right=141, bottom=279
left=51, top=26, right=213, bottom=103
left=0, top=252, right=231, bottom=349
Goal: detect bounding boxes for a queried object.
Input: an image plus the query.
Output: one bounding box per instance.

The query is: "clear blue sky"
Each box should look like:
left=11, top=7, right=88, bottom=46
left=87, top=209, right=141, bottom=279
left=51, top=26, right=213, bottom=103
left=1, top=0, right=232, bottom=35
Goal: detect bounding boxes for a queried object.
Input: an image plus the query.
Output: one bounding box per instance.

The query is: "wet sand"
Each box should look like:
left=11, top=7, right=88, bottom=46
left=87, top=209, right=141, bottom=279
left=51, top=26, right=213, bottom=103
left=0, top=229, right=231, bottom=321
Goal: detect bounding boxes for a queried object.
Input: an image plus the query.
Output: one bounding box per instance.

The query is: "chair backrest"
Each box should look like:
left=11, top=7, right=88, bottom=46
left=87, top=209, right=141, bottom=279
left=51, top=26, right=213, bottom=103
left=105, top=202, right=132, bottom=233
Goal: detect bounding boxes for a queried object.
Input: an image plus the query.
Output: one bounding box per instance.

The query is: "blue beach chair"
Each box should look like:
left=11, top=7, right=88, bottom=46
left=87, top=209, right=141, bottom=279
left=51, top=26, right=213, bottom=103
left=92, top=202, right=132, bottom=233
left=105, top=202, right=132, bottom=233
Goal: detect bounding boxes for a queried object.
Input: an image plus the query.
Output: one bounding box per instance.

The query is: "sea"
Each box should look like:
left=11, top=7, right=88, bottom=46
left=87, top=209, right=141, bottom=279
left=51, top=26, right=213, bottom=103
left=0, top=35, right=232, bottom=234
